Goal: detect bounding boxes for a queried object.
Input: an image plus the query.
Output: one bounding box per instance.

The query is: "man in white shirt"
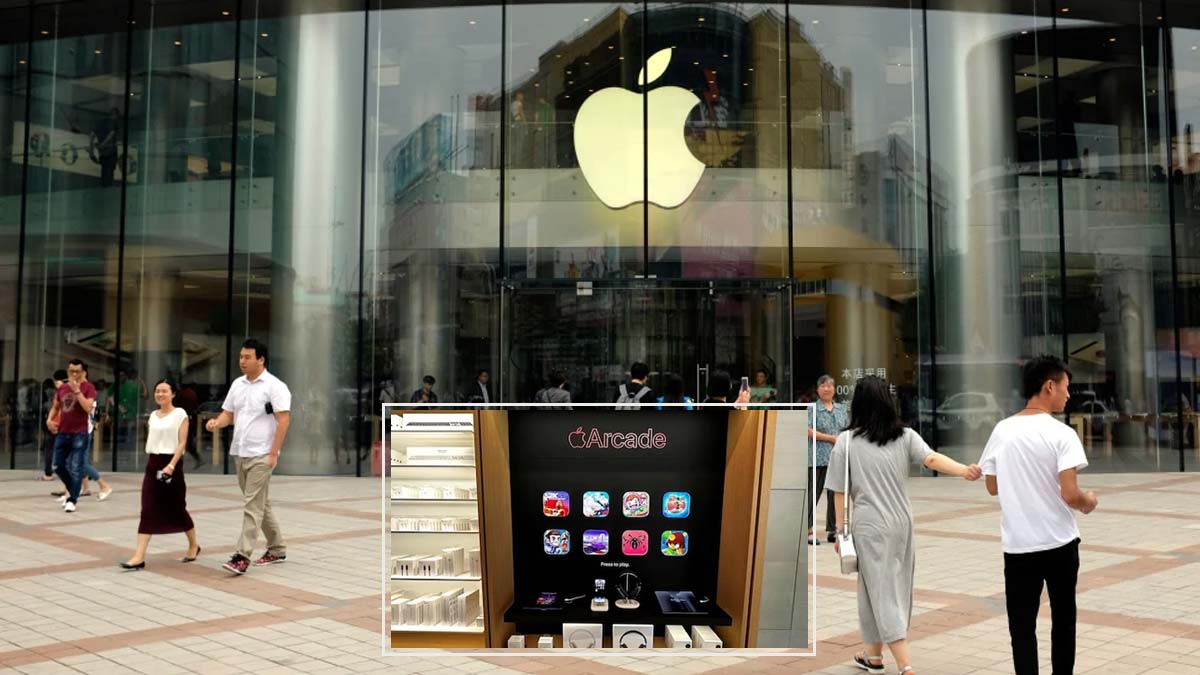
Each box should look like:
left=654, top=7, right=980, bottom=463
left=465, top=369, right=490, bottom=404
left=979, top=355, right=1098, bottom=675
left=207, top=339, right=292, bottom=575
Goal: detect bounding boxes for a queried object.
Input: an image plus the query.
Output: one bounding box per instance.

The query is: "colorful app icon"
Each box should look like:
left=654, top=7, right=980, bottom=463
left=543, top=491, right=570, bottom=517
left=621, top=530, right=649, bottom=556
left=582, top=530, right=609, bottom=556
left=622, top=491, right=650, bottom=518
left=663, top=491, right=691, bottom=518
left=661, top=530, right=688, bottom=557
left=544, top=529, right=570, bottom=555
left=583, top=491, right=610, bottom=518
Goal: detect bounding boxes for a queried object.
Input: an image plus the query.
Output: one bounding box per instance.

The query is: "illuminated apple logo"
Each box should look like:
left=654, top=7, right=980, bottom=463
left=574, top=47, right=704, bottom=209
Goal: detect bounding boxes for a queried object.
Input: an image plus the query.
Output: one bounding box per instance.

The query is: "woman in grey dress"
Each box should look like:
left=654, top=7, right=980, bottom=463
left=827, top=376, right=981, bottom=675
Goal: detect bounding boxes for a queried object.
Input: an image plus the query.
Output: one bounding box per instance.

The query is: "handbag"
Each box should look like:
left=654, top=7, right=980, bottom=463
left=837, top=434, right=858, bottom=575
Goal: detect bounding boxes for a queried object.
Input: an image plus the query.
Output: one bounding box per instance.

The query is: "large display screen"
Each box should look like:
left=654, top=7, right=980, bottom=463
left=508, top=410, right=728, bottom=609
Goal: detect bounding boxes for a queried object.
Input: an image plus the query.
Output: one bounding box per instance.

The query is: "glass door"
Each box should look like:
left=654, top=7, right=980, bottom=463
left=500, top=281, right=789, bottom=404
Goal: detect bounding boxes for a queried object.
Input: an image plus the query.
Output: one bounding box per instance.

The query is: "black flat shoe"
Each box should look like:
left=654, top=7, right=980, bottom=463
left=119, top=561, right=145, bottom=571
left=181, top=546, right=201, bottom=563
left=827, top=532, right=837, bottom=543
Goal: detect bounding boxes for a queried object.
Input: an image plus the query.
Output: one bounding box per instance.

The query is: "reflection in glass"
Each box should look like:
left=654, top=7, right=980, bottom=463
left=231, top=1, right=365, bottom=474
left=366, top=1, right=501, bottom=410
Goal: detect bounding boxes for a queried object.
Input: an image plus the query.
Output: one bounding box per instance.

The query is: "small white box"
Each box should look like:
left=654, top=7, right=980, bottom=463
left=418, top=485, right=439, bottom=499
left=467, top=548, right=481, bottom=576
left=665, top=625, right=692, bottom=648
left=441, top=547, right=465, bottom=576
left=690, top=625, right=722, bottom=649
left=537, top=635, right=555, bottom=649
left=563, top=623, right=603, bottom=649
left=612, top=624, right=653, bottom=649
left=507, top=634, right=526, bottom=648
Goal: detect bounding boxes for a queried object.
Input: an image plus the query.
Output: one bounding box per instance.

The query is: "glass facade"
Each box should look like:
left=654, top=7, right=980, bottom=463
left=0, top=0, right=1195, bottom=474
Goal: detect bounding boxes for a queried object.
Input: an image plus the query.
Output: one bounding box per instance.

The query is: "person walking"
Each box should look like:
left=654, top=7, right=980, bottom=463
left=47, top=359, right=97, bottom=513
left=534, top=370, right=571, bottom=408
left=121, top=379, right=199, bottom=570
left=615, top=362, right=655, bottom=408
left=979, top=355, right=1097, bottom=675
left=827, top=376, right=981, bottom=675
left=807, top=374, right=847, bottom=545
left=38, top=371, right=67, bottom=482
left=410, top=375, right=438, bottom=403
left=464, top=370, right=491, bottom=404
left=206, top=339, right=292, bottom=575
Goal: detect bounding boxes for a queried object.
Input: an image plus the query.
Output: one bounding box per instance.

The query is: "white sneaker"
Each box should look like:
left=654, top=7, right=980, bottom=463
left=98, top=488, right=112, bottom=501
left=56, top=495, right=68, bottom=505
left=63, top=501, right=76, bottom=513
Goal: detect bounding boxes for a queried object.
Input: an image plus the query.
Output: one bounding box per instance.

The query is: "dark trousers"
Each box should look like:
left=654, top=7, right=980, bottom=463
left=1004, top=538, right=1080, bottom=675
left=52, top=432, right=89, bottom=504
left=806, top=466, right=835, bottom=532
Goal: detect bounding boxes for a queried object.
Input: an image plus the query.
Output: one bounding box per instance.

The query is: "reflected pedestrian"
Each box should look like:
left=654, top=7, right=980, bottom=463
left=656, top=374, right=694, bottom=410
left=535, top=371, right=571, bottom=409
left=121, top=379, right=199, bottom=570
left=206, top=339, right=292, bottom=575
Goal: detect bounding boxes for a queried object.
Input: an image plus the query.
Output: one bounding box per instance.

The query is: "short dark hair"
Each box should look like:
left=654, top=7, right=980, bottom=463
left=1022, top=355, right=1072, bottom=400
left=477, top=369, right=489, bottom=377
left=67, top=358, right=87, bottom=373
left=630, top=362, right=650, bottom=380
left=241, top=338, right=268, bottom=364
left=154, top=378, right=178, bottom=395
left=53, top=369, right=68, bottom=381
left=422, top=375, right=436, bottom=385
left=848, top=375, right=905, bottom=445
left=707, top=370, right=732, bottom=400
left=548, top=370, right=567, bottom=386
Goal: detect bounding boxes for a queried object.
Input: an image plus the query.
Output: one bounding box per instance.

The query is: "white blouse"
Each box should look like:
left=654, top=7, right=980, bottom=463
left=145, top=407, right=187, bottom=455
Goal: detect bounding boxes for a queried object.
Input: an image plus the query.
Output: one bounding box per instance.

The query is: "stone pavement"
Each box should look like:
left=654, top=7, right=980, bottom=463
left=0, top=469, right=1197, bottom=674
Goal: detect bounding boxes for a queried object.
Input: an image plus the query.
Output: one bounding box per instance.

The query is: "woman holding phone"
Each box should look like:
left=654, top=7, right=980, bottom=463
left=121, top=379, right=199, bottom=570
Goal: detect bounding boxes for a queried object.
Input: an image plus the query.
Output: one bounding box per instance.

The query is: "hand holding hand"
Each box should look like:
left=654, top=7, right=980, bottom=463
left=1081, top=490, right=1098, bottom=514
left=963, top=464, right=983, bottom=481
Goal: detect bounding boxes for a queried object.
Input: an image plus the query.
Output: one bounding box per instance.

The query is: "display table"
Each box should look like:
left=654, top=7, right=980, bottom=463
left=503, top=601, right=731, bottom=634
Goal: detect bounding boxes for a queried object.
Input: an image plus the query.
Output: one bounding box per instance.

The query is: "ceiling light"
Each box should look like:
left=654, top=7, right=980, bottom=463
left=260, top=32, right=268, bottom=37
left=698, top=17, right=706, bottom=22
left=556, top=54, right=562, bottom=59
left=94, top=49, right=101, bottom=54
left=221, top=10, right=230, bottom=16
left=608, top=45, right=614, bottom=50
left=1021, top=30, right=1029, bottom=35
left=812, top=20, right=819, bottom=25
left=1060, top=7, right=1069, bottom=12
left=468, top=20, right=477, bottom=25
left=174, top=40, right=182, bottom=46
left=693, top=61, right=699, bottom=65
left=749, top=67, right=754, bottom=71
left=584, top=17, right=590, bottom=22
left=18, top=59, right=26, bottom=64
left=40, top=30, right=48, bottom=36
left=1108, top=37, right=1116, bottom=42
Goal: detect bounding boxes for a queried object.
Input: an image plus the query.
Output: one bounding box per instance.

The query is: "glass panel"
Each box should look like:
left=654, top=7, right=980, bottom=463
left=0, top=7, right=28, bottom=469
left=645, top=2, right=789, bottom=279
left=926, top=1, right=1062, bottom=465
left=505, top=1, right=643, bottom=280
left=115, top=1, right=236, bottom=473
left=17, top=0, right=128, bottom=472
left=1169, top=1, right=1200, bottom=471
left=231, top=0, right=364, bottom=474
left=788, top=2, right=930, bottom=440
left=365, top=1, right=501, bottom=417
left=1056, top=1, right=1176, bottom=472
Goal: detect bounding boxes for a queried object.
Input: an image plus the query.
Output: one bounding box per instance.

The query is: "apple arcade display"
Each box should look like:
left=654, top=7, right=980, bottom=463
left=386, top=409, right=810, bottom=650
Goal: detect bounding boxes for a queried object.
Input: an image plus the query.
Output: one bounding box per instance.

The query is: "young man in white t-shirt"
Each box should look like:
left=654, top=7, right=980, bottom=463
left=979, top=355, right=1098, bottom=675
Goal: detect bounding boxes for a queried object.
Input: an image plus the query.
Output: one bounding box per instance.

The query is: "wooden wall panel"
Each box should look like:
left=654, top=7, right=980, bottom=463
left=477, top=410, right=516, bottom=648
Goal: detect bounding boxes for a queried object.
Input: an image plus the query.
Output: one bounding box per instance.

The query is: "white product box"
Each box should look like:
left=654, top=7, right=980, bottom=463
left=537, top=636, right=555, bottom=649
left=612, top=624, right=653, bottom=649
left=417, top=485, right=440, bottom=500
left=507, top=634, right=526, bottom=648
left=401, top=598, right=420, bottom=625
left=690, top=625, right=722, bottom=649
left=440, top=589, right=460, bottom=625
left=441, top=547, right=465, bottom=576
left=664, top=625, right=691, bottom=648
left=563, top=623, right=603, bottom=649
left=467, top=548, right=481, bottom=577
left=416, top=517, right=438, bottom=532
left=417, top=556, right=443, bottom=577
left=461, top=588, right=481, bottom=625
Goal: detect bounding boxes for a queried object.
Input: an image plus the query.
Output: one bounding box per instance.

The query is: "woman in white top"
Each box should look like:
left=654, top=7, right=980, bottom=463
left=121, top=379, right=199, bottom=570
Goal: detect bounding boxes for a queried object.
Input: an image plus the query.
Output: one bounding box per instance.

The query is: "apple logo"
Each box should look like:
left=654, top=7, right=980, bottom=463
left=569, top=426, right=586, bottom=449
left=574, top=47, right=705, bottom=209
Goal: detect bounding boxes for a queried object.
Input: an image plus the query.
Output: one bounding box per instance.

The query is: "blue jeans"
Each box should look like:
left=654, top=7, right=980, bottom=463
left=53, top=433, right=89, bottom=504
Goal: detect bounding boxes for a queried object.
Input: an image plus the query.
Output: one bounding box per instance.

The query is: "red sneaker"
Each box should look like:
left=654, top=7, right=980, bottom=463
left=222, top=555, right=249, bottom=575
left=252, top=552, right=286, bottom=566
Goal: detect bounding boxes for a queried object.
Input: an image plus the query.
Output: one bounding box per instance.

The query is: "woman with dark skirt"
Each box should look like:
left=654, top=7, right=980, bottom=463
left=121, top=379, right=200, bottom=570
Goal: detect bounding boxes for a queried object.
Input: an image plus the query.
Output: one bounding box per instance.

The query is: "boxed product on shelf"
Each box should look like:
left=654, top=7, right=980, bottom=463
left=467, top=548, right=481, bottom=577
left=467, top=486, right=478, bottom=500
left=417, top=556, right=444, bottom=577
left=407, top=446, right=474, bottom=465
left=401, top=598, right=421, bottom=625
left=441, top=588, right=462, bottom=626
left=393, top=555, right=421, bottom=577
left=417, top=485, right=440, bottom=500
left=440, top=485, right=470, bottom=500
left=440, top=517, right=470, bottom=532
left=441, top=547, right=465, bottom=577
left=417, top=517, right=439, bottom=532
left=461, top=588, right=481, bottom=627
left=392, top=484, right=419, bottom=499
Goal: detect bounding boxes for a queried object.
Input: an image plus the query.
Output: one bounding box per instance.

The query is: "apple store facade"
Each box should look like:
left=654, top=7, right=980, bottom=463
left=2, top=0, right=1200, bottom=475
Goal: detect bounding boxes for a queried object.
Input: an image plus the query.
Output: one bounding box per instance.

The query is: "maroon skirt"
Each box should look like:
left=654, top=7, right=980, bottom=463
left=138, top=454, right=195, bottom=535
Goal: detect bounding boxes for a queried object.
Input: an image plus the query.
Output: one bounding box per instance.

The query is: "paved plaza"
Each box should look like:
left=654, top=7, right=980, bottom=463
left=0, top=469, right=1197, bottom=674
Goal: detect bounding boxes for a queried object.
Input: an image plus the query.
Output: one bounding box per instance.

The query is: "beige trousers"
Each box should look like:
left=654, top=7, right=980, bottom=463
left=235, top=455, right=286, bottom=559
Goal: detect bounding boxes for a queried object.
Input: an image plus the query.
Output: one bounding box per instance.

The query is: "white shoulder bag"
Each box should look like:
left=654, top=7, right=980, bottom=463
left=837, top=434, right=858, bottom=575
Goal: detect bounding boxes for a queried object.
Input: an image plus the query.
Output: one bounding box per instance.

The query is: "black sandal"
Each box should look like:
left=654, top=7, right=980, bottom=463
left=854, top=652, right=884, bottom=674
left=181, top=545, right=202, bottom=563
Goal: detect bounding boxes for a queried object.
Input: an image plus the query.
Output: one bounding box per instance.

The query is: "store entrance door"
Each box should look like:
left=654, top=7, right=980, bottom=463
left=500, top=282, right=790, bottom=404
